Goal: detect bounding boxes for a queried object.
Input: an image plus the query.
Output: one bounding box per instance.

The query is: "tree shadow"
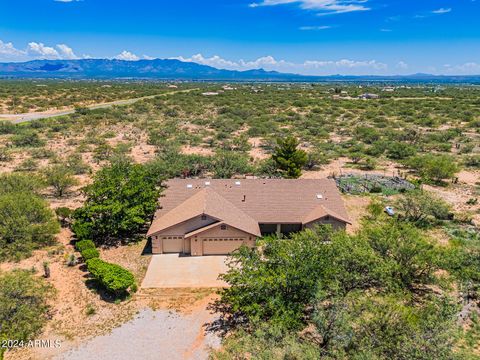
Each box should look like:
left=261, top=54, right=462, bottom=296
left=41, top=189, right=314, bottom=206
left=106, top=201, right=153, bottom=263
left=84, top=278, right=130, bottom=303
left=204, top=297, right=248, bottom=338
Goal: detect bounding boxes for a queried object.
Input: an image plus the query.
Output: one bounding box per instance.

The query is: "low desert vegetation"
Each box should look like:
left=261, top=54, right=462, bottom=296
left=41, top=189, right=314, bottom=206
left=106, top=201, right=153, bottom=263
left=212, top=202, right=480, bottom=359
left=0, top=80, right=478, bottom=358
left=0, top=173, right=59, bottom=261
left=0, top=270, right=54, bottom=360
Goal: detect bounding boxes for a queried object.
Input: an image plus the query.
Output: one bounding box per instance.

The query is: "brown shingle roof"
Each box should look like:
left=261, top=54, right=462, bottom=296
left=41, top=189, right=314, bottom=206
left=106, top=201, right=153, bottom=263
left=147, top=179, right=350, bottom=237
left=147, top=187, right=260, bottom=237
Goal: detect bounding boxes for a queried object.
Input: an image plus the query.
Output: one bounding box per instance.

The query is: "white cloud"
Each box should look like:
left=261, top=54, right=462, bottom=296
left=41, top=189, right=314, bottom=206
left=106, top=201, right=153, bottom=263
left=250, top=0, right=370, bottom=15
left=142, top=55, right=156, bottom=60
left=299, top=25, right=332, bottom=30
left=171, top=54, right=294, bottom=71
left=0, top=39, right=83, bottom=61
left=115, top=50, right=140, bottom=61
left=27, top=42, right=60, bottom=59
left=443, top=62, right=480, bottom=75
left=173, top=53, right=390, bottom=75
left=304, top=59, right=387, bottom=70
left=56, top=44, right=78, bottom=59
left=0, top=40, right=25, bottom=60
left=396, top=61, right=408, bottom=70
left=432, top=7, right=451, bottom=14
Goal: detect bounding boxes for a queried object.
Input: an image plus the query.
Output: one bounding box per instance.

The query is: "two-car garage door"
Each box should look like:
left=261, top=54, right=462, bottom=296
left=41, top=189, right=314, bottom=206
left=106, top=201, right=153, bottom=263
left=202, top=238, right=245, bottom=255
left=158, top=236, right=246, bottom=255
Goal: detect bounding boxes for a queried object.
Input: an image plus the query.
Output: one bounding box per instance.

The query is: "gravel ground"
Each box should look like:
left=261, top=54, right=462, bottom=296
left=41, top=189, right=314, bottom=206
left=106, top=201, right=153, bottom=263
left=55, top=308, right=221, bottom=360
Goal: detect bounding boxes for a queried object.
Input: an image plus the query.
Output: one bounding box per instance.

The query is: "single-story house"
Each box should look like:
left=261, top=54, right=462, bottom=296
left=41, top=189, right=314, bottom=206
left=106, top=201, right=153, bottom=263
left=147, top=179, right=351, bottom=256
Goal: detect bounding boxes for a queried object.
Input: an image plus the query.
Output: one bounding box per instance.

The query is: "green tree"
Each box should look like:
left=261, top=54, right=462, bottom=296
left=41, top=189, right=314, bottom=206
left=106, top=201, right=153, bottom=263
left=43, top=165, right=79, bottom=197
left=215, top=220, right=459, bottom=359
left=72, top=159, right=162, bottom=243
left=272, top=137, right=307, bottom=178
left=407, top=154, right=460, bottom=184
left=0, top=270, right=54, bottom=360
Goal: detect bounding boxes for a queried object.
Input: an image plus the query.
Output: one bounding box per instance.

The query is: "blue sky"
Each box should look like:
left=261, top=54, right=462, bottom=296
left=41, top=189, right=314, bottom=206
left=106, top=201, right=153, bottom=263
left=0, top=0, right=479, bottom=75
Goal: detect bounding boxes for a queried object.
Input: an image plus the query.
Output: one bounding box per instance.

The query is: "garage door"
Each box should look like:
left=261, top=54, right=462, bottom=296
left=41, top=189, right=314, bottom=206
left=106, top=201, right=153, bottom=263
left=162, top=237, right=183, bottom=253
left=203, top=238, right=245, bottom=255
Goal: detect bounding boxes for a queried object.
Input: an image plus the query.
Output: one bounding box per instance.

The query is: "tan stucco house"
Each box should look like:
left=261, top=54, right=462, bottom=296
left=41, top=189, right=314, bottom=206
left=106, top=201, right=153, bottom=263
left=147, top=179, right=351, bottom=256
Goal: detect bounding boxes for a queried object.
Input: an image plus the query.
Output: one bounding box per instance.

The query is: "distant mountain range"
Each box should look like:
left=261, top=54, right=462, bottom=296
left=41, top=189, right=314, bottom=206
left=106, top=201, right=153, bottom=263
left=0, top=58, right=479, bottom=83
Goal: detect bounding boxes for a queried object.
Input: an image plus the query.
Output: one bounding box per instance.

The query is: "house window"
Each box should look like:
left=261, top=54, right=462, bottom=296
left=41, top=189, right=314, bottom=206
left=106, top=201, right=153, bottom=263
left=220, top=224, right=227, bottom=230
left=201, top=215, right=207, bottom=220
left=324, top=216, right=330, bottom=221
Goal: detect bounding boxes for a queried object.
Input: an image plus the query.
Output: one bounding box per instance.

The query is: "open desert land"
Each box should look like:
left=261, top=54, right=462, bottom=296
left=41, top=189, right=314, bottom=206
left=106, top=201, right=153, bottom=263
left=1, top=81, right=479, bottom=359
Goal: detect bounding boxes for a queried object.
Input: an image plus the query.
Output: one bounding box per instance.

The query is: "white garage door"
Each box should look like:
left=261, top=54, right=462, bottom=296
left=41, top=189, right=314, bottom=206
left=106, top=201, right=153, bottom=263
left=203, top=238, right=245, bottom=255
left=162, top=237, right=183, bottom=253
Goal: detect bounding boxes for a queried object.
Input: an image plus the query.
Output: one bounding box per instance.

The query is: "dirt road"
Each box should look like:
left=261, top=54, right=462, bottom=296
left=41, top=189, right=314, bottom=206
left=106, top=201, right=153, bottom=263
left=0, top=88, right=198, bottom=124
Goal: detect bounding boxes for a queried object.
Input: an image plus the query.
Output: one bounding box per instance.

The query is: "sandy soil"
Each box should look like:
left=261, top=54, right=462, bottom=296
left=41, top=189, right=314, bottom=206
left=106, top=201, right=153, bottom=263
left=181, top=145, right=214, bottom=156
left=342, top=195, right=372, bottom=234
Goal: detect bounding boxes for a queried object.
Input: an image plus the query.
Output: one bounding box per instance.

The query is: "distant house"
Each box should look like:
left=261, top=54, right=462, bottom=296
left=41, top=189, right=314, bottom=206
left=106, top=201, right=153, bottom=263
left=147, top=179, right=350, bottom=256
left=202, top=92, right=219, bottom=96
left=358, top=93, right=380, bottom=99
left=167, top=84, right=178, bottom=89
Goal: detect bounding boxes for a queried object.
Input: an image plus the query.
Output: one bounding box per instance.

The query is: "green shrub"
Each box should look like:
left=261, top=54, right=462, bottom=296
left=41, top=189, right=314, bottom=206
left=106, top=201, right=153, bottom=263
left=0, top=270, right=54, bottom=360
left=75, top=239, right=96, bottom=252
left=86, top=258, right=135, bottom=296
left=406, top=154, right=460, bottom=184
left=11, top=131, right=45, bottom=147
left=81, top=247, right=100, bottom=260
left=0, top=192, right=59, bottom=261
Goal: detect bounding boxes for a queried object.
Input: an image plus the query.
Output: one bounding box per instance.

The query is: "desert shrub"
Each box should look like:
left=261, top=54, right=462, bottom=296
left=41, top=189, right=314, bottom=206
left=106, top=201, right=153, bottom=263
left=15, top=158, right=38, bottom=171
left=11, top=130, right=45, bottom=147
left=0, top=147, right=12, bottom=162
left=395, top=189, right=452, bottom=227
left=81, top=247, right=100, bottom=260
left=212, top=150, right=252, bottom=178
left=72, top=159, right=162, bottom=243
left=86, top=258, right=135, bottom=296
left=406, top=154, right=460, bottom=183
left=55, top=207, right=73, bottom=226
left=0, top=192, right=59, bottom=261
left=0, top=270, right=54, bottom=360
left=0, top=173, right=43, bottom=195
left=43, top=164, right=79, bottom=197
left=387, top=141, right=417, bottom=159
left=464, top=155, right=480, bottom=168
left=75, top=239, right=96, bottom=252
left=66, top=153, right=91, bottom=174
left=0, top=121, right=17, bottom=135
left=147, top=151, right=212, bottom=178
left=30, top=147, right=55, bottom=159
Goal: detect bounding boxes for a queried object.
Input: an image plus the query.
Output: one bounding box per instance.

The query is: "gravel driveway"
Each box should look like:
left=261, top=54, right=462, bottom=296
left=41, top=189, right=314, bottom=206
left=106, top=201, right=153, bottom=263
left=55, top=307, right=220, bottom=360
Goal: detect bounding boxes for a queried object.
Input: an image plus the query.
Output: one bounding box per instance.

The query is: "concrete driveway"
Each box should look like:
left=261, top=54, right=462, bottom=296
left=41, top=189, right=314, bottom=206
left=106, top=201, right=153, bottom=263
left=141, top=254, right=229, bottom=288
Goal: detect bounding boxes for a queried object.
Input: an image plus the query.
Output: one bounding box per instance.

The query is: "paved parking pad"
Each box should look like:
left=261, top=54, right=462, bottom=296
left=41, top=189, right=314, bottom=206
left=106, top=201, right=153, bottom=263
left=141, top=254, right=229, bottom=288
